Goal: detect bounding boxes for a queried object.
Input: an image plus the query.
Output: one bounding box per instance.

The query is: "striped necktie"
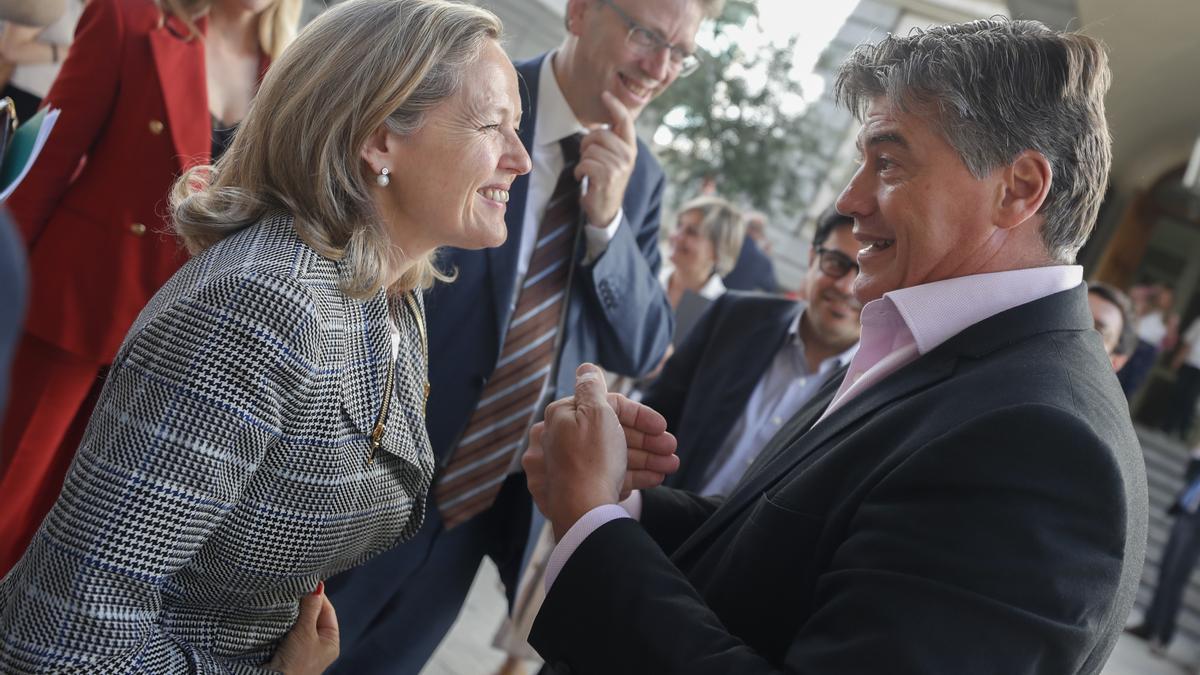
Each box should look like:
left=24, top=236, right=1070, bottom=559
left=434, top=134, right=583, bottom=528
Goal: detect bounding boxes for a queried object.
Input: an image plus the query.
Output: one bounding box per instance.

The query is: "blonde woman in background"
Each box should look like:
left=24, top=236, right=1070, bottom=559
left=660, top=195, right=746, bottom=309
left=0, top=1, right=531, bottom=672
left=0, top=0, right=300, bottom=576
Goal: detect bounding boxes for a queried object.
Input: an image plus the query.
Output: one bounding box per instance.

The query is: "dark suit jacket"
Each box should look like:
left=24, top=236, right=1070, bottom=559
left=532, top=284, right=1148, bottom=675
left=421, top=55, right=673, bottom=581
left=722, top=235, right=779, bottom=293
left=642, top=292, right=836, bottom=493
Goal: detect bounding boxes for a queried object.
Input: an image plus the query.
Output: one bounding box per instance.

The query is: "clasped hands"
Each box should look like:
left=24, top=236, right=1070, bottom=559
left=523, top=363, right=679, bottom=540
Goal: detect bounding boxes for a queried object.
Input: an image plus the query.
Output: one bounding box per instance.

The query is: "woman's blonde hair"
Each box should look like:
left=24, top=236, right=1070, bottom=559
left=158, top=0, right=301, bottom=59
left=171, top=0, right=503, bottom=297
left=677, top=195, right=745, bottom=277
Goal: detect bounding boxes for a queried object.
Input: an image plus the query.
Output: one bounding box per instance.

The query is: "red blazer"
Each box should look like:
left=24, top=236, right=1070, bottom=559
left=9, top=0, right=264, bottom=365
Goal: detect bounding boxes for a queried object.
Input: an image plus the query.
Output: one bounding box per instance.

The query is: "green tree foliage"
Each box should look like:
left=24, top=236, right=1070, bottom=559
left=645, top=0, right=823, bottom=218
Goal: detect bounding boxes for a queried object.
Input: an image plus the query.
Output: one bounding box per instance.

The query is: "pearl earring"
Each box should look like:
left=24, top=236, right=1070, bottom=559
left=376, top=167, right=390, bottom=187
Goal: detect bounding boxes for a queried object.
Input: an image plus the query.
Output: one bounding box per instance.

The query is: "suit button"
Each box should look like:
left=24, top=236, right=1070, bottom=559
left=475, top=375, right=488, bottom=387
left=148, top=119, right=164, bottom=135
left=129, top=222, right=146, bottom=237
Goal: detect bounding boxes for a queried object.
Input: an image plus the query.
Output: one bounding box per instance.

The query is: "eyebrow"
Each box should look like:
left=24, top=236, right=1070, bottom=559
left=855, top=131, right=910, bottom=154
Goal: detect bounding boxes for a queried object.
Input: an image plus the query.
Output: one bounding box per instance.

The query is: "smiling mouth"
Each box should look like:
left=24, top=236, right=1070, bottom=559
left=859, top=239, right=894, bottom=255
left=478, top=188, right=510, bottom=203
left=618, top=73, right=654, bottom=100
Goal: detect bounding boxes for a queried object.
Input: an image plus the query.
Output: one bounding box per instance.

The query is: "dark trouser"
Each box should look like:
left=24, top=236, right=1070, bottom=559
left=1143, top=510, right=1200, bottom=645
left=1163, top=365, right=1200, bottom=439
left=325, top=472, right=531, bottom=674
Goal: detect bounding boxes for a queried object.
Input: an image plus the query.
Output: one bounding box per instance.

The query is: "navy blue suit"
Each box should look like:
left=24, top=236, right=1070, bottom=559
left=722, top=235, right=779, bottom=293
left=326, top=54, right=674, bottom=673
left=641, top=292, right=809, bottom=493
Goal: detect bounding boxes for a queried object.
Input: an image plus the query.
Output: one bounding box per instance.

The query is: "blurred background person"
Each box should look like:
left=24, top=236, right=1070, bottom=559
left=0, top=0, right=528, bottom=671
left=627, top=194, right=741, bottom=387
left=1088, top=281, right=1136, bottom=372
left=0, top=0, right=83, bottom=122
left=0, top=0, right=300, bottom=576
left=660, top=194, right=744, bottom=310
left=1126, top=445, right=1200, bottom=656
left=641, top=205, right=860, bottom=495
left=1163, top=315, right=1200, bottom=441
left=1119, top=283, right=1180, bottom=398
left=721, top=209, right=780, bottom=294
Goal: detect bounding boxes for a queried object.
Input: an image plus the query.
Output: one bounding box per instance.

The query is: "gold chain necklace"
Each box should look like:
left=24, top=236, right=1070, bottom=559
left=367, top=290, right=429, bottom=466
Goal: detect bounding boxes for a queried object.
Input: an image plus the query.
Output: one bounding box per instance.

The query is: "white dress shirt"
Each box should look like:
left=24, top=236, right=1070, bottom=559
left=517, top=52, right=623, bottom=282
left=698, top=309, right=856, bottom=497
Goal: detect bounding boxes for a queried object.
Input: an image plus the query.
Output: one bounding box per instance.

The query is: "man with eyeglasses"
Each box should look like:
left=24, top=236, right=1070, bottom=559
left=639, top=206, right=861, bottom=496
left=325, top=1, right=724, bottom=673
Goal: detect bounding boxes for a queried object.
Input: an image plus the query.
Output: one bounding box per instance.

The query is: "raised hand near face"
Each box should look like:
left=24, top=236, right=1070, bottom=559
left=576, top=91, right=637, bottom=228
left=523, top=363, right=678, bottom=540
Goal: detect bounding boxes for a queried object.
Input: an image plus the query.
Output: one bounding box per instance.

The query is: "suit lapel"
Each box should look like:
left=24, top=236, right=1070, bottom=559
left=487, top=56, right=543, bottom=336
left=149, top=14, right=209, bottom=172
left=674, top=351, right=957, bottom=563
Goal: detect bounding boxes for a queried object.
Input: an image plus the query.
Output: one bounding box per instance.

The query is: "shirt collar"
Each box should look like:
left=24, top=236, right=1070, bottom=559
left=878, top=265, right=1083, bottom=355
left=536, top=51, right=588, bottom=148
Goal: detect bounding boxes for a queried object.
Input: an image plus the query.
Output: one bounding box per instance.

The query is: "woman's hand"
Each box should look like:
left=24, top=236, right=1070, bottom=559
left=268, top=581, right=340, bottom=675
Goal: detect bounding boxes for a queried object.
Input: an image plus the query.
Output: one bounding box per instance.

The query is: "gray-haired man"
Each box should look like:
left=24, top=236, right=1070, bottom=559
left=524, top=18, right=1147, bottom=674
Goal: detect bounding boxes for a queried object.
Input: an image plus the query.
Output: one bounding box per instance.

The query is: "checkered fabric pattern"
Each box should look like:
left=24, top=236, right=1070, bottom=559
left=0, top=213, right=435, bottom=673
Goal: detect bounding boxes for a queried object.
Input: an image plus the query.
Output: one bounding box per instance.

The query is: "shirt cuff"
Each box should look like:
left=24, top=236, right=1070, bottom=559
left=544, top=503, right=632, bottom=592
left=620, top=488, right=643, bottom=520
left=582, top=208, right=623, bottom=264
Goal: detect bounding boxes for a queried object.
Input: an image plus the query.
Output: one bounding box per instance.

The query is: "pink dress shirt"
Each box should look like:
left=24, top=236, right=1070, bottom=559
left=545, top=265, right=1084, bottom=590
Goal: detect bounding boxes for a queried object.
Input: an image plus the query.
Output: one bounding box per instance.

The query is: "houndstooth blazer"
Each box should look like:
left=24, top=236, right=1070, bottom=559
left=0, top=213, right=436, bottom=673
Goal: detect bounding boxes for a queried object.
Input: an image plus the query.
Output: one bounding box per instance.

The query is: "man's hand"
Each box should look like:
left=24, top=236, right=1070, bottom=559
left=607, top=390, right=678, bottom=498
left=576, top=91, right=636, bottom=227
left=523, top=364, right=677, bottom=540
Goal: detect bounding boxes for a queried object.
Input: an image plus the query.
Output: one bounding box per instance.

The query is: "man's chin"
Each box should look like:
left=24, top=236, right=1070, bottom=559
left=852, top=277, right=890, bottom=305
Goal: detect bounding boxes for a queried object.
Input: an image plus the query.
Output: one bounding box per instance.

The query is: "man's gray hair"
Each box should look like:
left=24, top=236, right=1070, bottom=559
left=835, top=18, right=1112, bottom=263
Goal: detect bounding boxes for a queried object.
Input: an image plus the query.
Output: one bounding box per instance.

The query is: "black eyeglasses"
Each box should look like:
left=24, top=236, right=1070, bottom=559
left=597, top=0, right=701, bottom=77
left=815, top=247, right=859, bottom=280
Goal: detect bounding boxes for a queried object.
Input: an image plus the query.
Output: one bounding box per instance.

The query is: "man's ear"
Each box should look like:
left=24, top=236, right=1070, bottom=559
left=564, top=0, right=588, bottom=36
left=996, top=149, right=1052, bottom=231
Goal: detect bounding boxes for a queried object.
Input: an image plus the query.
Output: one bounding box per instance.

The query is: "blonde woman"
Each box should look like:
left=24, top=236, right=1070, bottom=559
left=0, top=1, right=530, bottom=673
left=660, top=195, right=745, bottom=309
left=0, top=0, right=301, bottom=576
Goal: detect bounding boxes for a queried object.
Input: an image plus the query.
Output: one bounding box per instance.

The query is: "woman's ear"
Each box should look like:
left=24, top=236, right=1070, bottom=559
left=996, top=149, right=1052, bottom=231
left=360, top=126, right=401, bottom=177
